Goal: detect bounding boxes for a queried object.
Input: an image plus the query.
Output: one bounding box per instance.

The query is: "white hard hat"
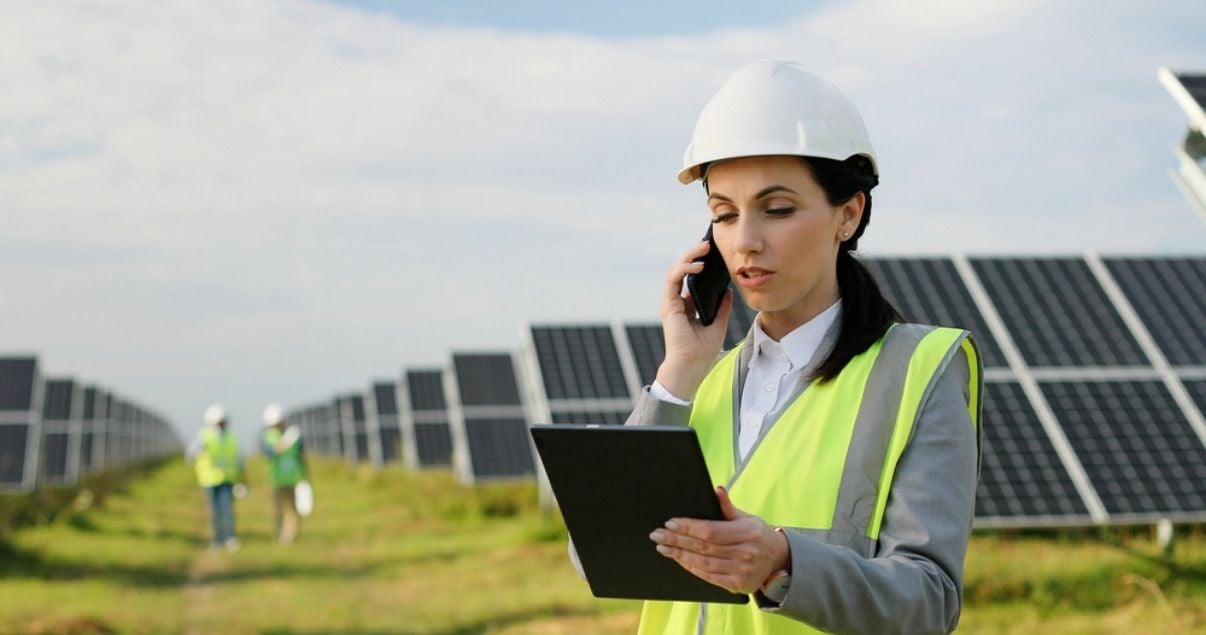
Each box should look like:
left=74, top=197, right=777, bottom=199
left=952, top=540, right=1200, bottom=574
left=262, top=403, right=285, bottom=426
left=678, top=59, right=878, bottom=185
left=203, top=403, right=227, bottom=426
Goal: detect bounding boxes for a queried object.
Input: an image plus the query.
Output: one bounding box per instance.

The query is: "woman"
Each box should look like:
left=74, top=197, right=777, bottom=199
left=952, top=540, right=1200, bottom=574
left=634, top=60, right=982, bottom=634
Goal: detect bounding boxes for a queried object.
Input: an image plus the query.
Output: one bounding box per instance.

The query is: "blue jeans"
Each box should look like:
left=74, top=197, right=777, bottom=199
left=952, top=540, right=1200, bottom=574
left=206, top=483, right=236, bottom=545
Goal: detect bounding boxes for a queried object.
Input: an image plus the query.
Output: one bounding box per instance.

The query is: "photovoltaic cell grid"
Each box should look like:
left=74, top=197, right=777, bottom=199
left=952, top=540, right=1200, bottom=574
left=1183, top=379, right=1206, bottom=412
left=975, top=381, right=1090, bottom=522
left=1174, top=72, right=1206, bottom=111
left=370, top=382, right=400, bottom=464
left=452, top=353, right=533, bottom=480
left=1103, top=257, right=1206, bottom=366
left=1040, top=380, right=1206, bottom=517
left=624, top=324, right=664, bottom=387
left=549, top=409, right=628, bottom=425
left=0, top=426, right=29, bottom=485
left=373, top=383, right=398, bottom=416
left=1, top=357, right=38, bottom=490
left=42, top=380, right=75, bottom=421
left=0, top=357, right=37, bottom=412
left=463, top=417, right=533, bottom=478
left=531, top=326, right=630, bottom=400
left=454, top=354, right=522, bottom=406
left=414, top=423, right=453, bottom=466
left=866, top=258, right=1007, bottom=368
left=405, top=370, right=453, bottom=467
left=971, top=258, right=1147, bottom=367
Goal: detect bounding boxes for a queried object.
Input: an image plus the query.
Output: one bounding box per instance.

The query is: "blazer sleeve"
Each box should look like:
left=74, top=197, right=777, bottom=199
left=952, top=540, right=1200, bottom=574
left=760, top=347, right=979, bottom=635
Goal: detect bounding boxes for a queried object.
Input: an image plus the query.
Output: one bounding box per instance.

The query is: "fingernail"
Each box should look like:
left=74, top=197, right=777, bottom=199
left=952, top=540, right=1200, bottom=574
left=649, top=530, right=666, bottom=542
left=665, top=520, right=680, bottom=531
left=656, top=545, right=672, bottom=555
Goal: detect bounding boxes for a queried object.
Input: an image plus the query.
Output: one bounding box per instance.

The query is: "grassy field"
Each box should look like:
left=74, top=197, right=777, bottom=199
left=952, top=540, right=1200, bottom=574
left=0, top=458, right=1202, bottom=634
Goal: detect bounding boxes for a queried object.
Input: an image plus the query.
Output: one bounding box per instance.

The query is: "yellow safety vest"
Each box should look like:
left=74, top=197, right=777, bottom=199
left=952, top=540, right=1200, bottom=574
left=195, top=427, right=240, bottom=488
left=638, top=324, right=981, bottom=635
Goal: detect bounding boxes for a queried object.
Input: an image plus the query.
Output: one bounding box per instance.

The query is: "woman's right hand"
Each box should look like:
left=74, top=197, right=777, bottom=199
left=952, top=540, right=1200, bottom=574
left=654, top=240, right=734, bottom=401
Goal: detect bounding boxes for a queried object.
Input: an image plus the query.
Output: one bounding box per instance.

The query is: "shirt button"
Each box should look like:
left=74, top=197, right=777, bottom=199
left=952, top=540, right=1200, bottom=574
left=765, top=383, right=775, bottom=392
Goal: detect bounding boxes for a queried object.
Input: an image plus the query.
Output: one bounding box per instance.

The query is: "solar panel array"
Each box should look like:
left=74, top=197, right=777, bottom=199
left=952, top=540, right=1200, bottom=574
left=278, top=254, right=1205, bottom=528
left=0, top=356, right=179, bottom=492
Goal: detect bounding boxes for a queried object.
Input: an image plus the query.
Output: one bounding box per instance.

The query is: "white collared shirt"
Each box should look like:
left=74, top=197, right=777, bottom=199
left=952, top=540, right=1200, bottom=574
left=652, top=300, right=842, bottom=460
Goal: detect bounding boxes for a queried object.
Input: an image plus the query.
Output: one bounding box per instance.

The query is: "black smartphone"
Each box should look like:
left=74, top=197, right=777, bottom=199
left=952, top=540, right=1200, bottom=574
left=685, top=225, right=730, bottom=327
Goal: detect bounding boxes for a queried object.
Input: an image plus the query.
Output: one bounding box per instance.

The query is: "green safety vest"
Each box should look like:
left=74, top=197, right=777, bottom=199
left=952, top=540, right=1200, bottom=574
left=263, top=427, right=305, bottom=487
left=638, top=324, right=981, bottom=635
left=194, top=427, right=240, bottom=488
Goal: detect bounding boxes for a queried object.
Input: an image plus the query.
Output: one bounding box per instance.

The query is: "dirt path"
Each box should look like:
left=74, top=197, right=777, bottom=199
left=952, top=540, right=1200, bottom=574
left=182, top=548, right=224, bottom=635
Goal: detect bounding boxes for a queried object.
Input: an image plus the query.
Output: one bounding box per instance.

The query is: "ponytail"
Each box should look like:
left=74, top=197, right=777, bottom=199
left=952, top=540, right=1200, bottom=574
left=802, top=157, right=902, bottom=382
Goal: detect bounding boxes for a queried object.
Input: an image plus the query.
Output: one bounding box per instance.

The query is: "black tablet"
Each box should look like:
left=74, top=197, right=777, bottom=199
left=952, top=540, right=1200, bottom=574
left=529, top=424, right=748, bottom=604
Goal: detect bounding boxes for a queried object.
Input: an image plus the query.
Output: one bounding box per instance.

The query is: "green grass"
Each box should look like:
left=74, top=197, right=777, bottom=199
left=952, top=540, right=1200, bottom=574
left=0, top=457, right=1202, bottom=634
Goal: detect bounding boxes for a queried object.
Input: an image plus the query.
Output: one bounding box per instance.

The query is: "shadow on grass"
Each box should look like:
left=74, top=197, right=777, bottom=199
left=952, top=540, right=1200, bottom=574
left=0, top=539, right=190, bottom=587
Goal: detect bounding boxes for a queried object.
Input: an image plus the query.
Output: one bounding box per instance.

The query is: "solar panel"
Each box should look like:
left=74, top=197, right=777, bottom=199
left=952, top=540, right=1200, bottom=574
left=400, top=369, right=454, bottom=469
left=0, top=356, right=40, bottom=491
left=372, top=382, right=398, bottom=415
left=413, top=422, right=453, bottom=466
left=42, top=380, right=75, bottom=421
left=463, top=417, right=534, bottom=479
left=624, top=324, right=665, bottom=387
left=549, top=409, right=629, bottom=425
left=974, top=381, right=1090, bottom=524
left=0, top=425, right=30, bottom=485
left=1103, top=257, right=1206, bottom=366
left=0, top=357, right=38, bottom=412
left=448, top=353, right=533, bottom=482
left=1184, top=380, right=1206, bottom=416
left=42, top=433, right=70, bottom=482
left=1041, top=380, right=1206, bottom=519
left=40, top=378, right=80, bottom=484
left=407, top=370, right=447, bottom=411
left=866, top=257, right=1007, bottom=368
left=453, top=354, right=523, bottom=406
left=366, top=381, right=400, bottom=466
left=1174, top=72, right=1206, bottom=113
left=971, top=258, right=1147, bottom=367
left=530, top=325, right=630, bottom=400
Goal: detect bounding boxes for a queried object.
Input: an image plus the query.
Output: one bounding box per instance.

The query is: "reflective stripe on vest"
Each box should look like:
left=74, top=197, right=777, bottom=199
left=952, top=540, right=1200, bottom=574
left=195, top=428, right=240, bottom=487
left=638, top=324, right=982, bottom=635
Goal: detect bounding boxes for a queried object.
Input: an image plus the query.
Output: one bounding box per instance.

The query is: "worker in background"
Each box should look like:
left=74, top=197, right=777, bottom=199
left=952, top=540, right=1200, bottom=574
left=261, top=403, right=308, bottom=545
left=632, top=59, right=982, bottom=634
left=187, top=403, right=244, bottom=551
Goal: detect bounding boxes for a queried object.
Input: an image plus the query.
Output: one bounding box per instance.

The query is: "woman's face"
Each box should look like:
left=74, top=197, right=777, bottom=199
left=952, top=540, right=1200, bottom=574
left=706, top=155, right=863, bottom=339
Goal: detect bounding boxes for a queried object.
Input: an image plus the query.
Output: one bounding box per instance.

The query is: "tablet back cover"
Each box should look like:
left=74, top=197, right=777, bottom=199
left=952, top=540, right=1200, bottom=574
left=530, top=425, right=748, bottom=604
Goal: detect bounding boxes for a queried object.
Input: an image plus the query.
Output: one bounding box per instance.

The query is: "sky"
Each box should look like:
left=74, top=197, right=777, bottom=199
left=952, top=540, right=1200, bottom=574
left=2, top=0, right=1204, bottom=446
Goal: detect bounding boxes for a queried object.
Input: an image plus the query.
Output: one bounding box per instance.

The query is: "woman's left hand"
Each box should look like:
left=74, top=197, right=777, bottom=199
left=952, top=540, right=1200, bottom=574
left=649, top=486, right=790, bottom=594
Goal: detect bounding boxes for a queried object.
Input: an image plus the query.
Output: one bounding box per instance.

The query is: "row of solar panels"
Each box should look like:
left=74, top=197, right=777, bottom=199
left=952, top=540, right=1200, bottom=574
left=0, top=356, right=181, bottom=492
left=284, top=255, right=1206, bottom=528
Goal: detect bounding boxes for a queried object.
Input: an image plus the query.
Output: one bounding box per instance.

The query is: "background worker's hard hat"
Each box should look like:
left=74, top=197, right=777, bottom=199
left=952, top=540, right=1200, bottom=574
left=262, top=403, right=285, bottom=426
left=204, top=403, right=227, bottom=426
left=678, top=59, right=878, bottom=185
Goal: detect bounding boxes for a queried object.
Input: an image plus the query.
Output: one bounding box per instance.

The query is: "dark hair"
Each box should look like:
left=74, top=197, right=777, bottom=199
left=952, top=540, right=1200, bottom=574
left=801, top=156, right=902, bottom=382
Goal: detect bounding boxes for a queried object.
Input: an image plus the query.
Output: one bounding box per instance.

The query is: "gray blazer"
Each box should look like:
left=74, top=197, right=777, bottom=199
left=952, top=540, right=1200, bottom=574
left=625, top=321, right=979, bottom=635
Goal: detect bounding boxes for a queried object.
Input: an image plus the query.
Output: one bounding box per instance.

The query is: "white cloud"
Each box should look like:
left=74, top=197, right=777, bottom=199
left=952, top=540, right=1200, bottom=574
left=1, top=0, right=1203, bottom=442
